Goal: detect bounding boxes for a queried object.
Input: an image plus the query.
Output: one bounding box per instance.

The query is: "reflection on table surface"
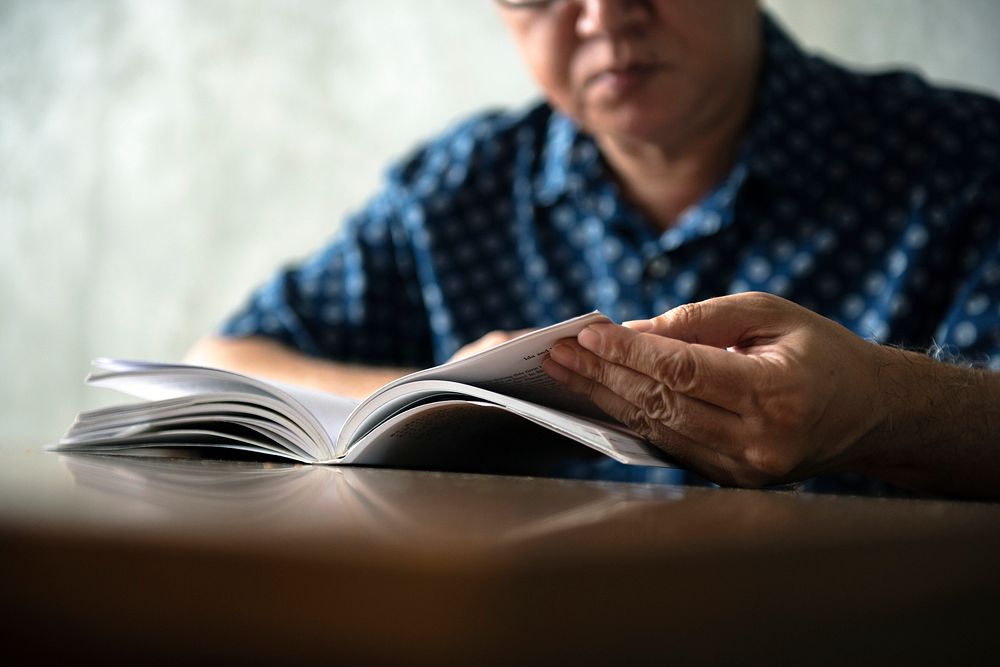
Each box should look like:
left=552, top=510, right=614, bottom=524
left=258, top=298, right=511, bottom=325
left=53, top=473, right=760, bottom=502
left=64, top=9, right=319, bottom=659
left=3, top=446, right=1000, bottom=665
left=1, top=447, right=996, bottom=560
left=59, top=452, right=683, bottom=550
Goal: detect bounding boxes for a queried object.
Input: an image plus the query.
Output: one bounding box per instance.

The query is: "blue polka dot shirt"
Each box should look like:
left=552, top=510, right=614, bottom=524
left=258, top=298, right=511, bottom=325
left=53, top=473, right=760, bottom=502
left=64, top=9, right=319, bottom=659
left=222, top=14, right=1000, bottom=488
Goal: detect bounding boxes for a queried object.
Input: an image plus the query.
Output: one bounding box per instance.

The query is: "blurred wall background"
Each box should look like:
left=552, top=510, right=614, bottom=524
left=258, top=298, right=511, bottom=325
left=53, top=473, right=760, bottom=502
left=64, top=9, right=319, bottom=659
left=3, top=0, right=1000, bottom=447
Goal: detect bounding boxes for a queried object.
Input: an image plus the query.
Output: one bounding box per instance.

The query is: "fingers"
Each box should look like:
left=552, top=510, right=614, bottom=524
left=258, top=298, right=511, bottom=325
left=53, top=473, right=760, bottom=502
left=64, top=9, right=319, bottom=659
left=449, top=329, right=535, bottom=362
left=624, top=292, right=801, bottom=348
left=548, top=296, right=855, bottom=488
left=541, top=356, right=748, bottom=482
left=547, top=339, right=745, bottom=453
left=542, top=355, right=651, bottom=427
left=572, top=324, right=760, bottom=414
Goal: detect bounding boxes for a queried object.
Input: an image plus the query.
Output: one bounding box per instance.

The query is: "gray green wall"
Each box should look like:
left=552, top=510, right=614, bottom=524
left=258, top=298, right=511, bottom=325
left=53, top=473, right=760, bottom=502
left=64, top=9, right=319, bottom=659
left=3, top=0, right=999, bottom=446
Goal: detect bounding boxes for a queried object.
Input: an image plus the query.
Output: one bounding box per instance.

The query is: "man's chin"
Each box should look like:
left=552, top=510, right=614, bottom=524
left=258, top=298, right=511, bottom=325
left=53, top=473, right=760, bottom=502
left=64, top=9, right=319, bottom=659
left=581, top=108, right=680, bottom=148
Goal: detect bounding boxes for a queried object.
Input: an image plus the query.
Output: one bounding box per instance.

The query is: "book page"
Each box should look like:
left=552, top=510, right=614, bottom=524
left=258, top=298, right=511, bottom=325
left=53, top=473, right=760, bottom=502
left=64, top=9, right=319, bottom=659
left=365, top=311, right=610, bottom=418
left=83, top=361, right=352, bottom=461
left=340, top=380, right=673, bottom=467
left=68, top=312, right=649, bottom=469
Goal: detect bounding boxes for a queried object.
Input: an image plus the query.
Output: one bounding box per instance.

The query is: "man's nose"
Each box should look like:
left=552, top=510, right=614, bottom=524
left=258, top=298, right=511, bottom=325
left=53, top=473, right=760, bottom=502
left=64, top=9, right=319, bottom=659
left=575, top=0, right=650, bottom=39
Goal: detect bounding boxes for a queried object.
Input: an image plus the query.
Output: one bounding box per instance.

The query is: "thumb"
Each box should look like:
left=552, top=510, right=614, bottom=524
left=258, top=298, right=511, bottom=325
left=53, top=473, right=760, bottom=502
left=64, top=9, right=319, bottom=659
left=625, top=292, right=797, bottom=348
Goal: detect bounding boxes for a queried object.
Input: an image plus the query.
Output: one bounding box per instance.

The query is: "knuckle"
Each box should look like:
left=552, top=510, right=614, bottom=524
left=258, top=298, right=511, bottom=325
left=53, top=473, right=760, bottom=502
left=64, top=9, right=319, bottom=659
left=576, top=346, right=607, bottom=382
left=623, top=407, right=657, bottom=441
left=758, top=388, right=821, bottom=434
left=578, top=376, right=601, bottom=402
left=744, top=291, right=775, bottom=307
left=636, top=385, right=675, bottom=423
left=744, top=290, right=794, bottom=317
left=665, top=302, right=702, bottom=330
left=568, top=375, right=606, bottom=411
left=650, top=347, right=699, bottom=393
left=602, top=330, right=631, bottom=363
left=613, top=401, right=641, bottom=428
left=740, top=441, right=796, bottom=483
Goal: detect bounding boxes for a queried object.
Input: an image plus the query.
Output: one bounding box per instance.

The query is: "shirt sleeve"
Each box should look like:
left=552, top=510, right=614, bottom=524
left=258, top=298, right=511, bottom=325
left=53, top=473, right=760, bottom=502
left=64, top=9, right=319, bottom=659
left=219, top=186, right=435, bottom=369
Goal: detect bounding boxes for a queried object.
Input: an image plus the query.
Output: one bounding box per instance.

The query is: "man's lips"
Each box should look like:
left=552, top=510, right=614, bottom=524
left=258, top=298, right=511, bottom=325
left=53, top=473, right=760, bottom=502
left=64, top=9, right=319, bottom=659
left=584, top=62, right=666, bottom=97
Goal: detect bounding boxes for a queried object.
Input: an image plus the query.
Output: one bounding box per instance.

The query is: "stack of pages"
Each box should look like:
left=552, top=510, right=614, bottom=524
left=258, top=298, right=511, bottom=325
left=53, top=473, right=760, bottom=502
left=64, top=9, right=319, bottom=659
left=54, top=313, right=674, bottom=470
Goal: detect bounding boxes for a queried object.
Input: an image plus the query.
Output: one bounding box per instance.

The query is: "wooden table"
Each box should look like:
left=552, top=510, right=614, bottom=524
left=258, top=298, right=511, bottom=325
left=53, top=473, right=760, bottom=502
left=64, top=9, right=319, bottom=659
left=1, top=445, right=999, bottom=665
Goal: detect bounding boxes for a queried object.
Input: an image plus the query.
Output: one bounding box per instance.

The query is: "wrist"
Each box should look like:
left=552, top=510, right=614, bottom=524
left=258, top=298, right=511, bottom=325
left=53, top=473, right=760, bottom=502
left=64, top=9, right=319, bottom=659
left=853, top=345, right=1000, bottom=495
left=854, top=346, right=934, bottom=471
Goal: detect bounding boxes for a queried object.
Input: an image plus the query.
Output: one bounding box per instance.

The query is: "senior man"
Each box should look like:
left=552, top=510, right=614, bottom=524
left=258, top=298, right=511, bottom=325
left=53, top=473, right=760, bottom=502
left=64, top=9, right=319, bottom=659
left=188, top=1, right=1000, bottom=496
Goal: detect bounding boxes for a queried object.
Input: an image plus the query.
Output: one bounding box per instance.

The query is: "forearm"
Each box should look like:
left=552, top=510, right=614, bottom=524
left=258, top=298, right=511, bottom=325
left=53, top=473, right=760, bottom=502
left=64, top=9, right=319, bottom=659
left=184, top=336, right=417, bottom=399
left=859, top=346, right=1000, bottom=497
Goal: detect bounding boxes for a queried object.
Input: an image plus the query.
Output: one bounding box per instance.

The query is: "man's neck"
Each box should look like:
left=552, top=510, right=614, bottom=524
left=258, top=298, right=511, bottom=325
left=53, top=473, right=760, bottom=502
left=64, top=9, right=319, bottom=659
left=595, top=54, right=760, bottom=232
left=597, top=128, right=744, bottom=231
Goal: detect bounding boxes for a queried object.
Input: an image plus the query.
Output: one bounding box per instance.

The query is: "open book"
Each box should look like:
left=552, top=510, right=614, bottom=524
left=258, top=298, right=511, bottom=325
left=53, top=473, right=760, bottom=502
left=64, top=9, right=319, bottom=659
left=53, top=312, right=674, bottom=470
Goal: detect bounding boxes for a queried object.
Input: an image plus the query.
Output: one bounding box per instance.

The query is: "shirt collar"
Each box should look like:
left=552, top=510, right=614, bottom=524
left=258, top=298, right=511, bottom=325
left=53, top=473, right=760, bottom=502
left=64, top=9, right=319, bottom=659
left=534, top=110, right=593, bottom=206
left=534, top=12, right=830, bottom=197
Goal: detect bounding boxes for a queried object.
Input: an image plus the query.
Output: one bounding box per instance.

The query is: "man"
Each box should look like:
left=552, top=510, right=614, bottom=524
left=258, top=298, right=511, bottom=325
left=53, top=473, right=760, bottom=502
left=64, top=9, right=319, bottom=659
left=187, top=1, right=1000, bottom=496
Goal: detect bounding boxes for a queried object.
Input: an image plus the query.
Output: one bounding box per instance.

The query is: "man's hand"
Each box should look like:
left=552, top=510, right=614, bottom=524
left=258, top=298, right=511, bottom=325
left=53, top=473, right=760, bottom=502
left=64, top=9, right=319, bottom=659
left=541, top=293, right=897, bottom=487
left=185, top=336, right=415, bottom=399
left=448, top=329, right=535, bottom=362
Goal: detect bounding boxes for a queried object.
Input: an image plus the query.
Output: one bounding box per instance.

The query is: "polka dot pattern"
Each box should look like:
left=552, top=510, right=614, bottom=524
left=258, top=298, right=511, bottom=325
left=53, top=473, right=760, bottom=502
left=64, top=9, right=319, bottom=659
left=221, top=14, right=1000, bottom=487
